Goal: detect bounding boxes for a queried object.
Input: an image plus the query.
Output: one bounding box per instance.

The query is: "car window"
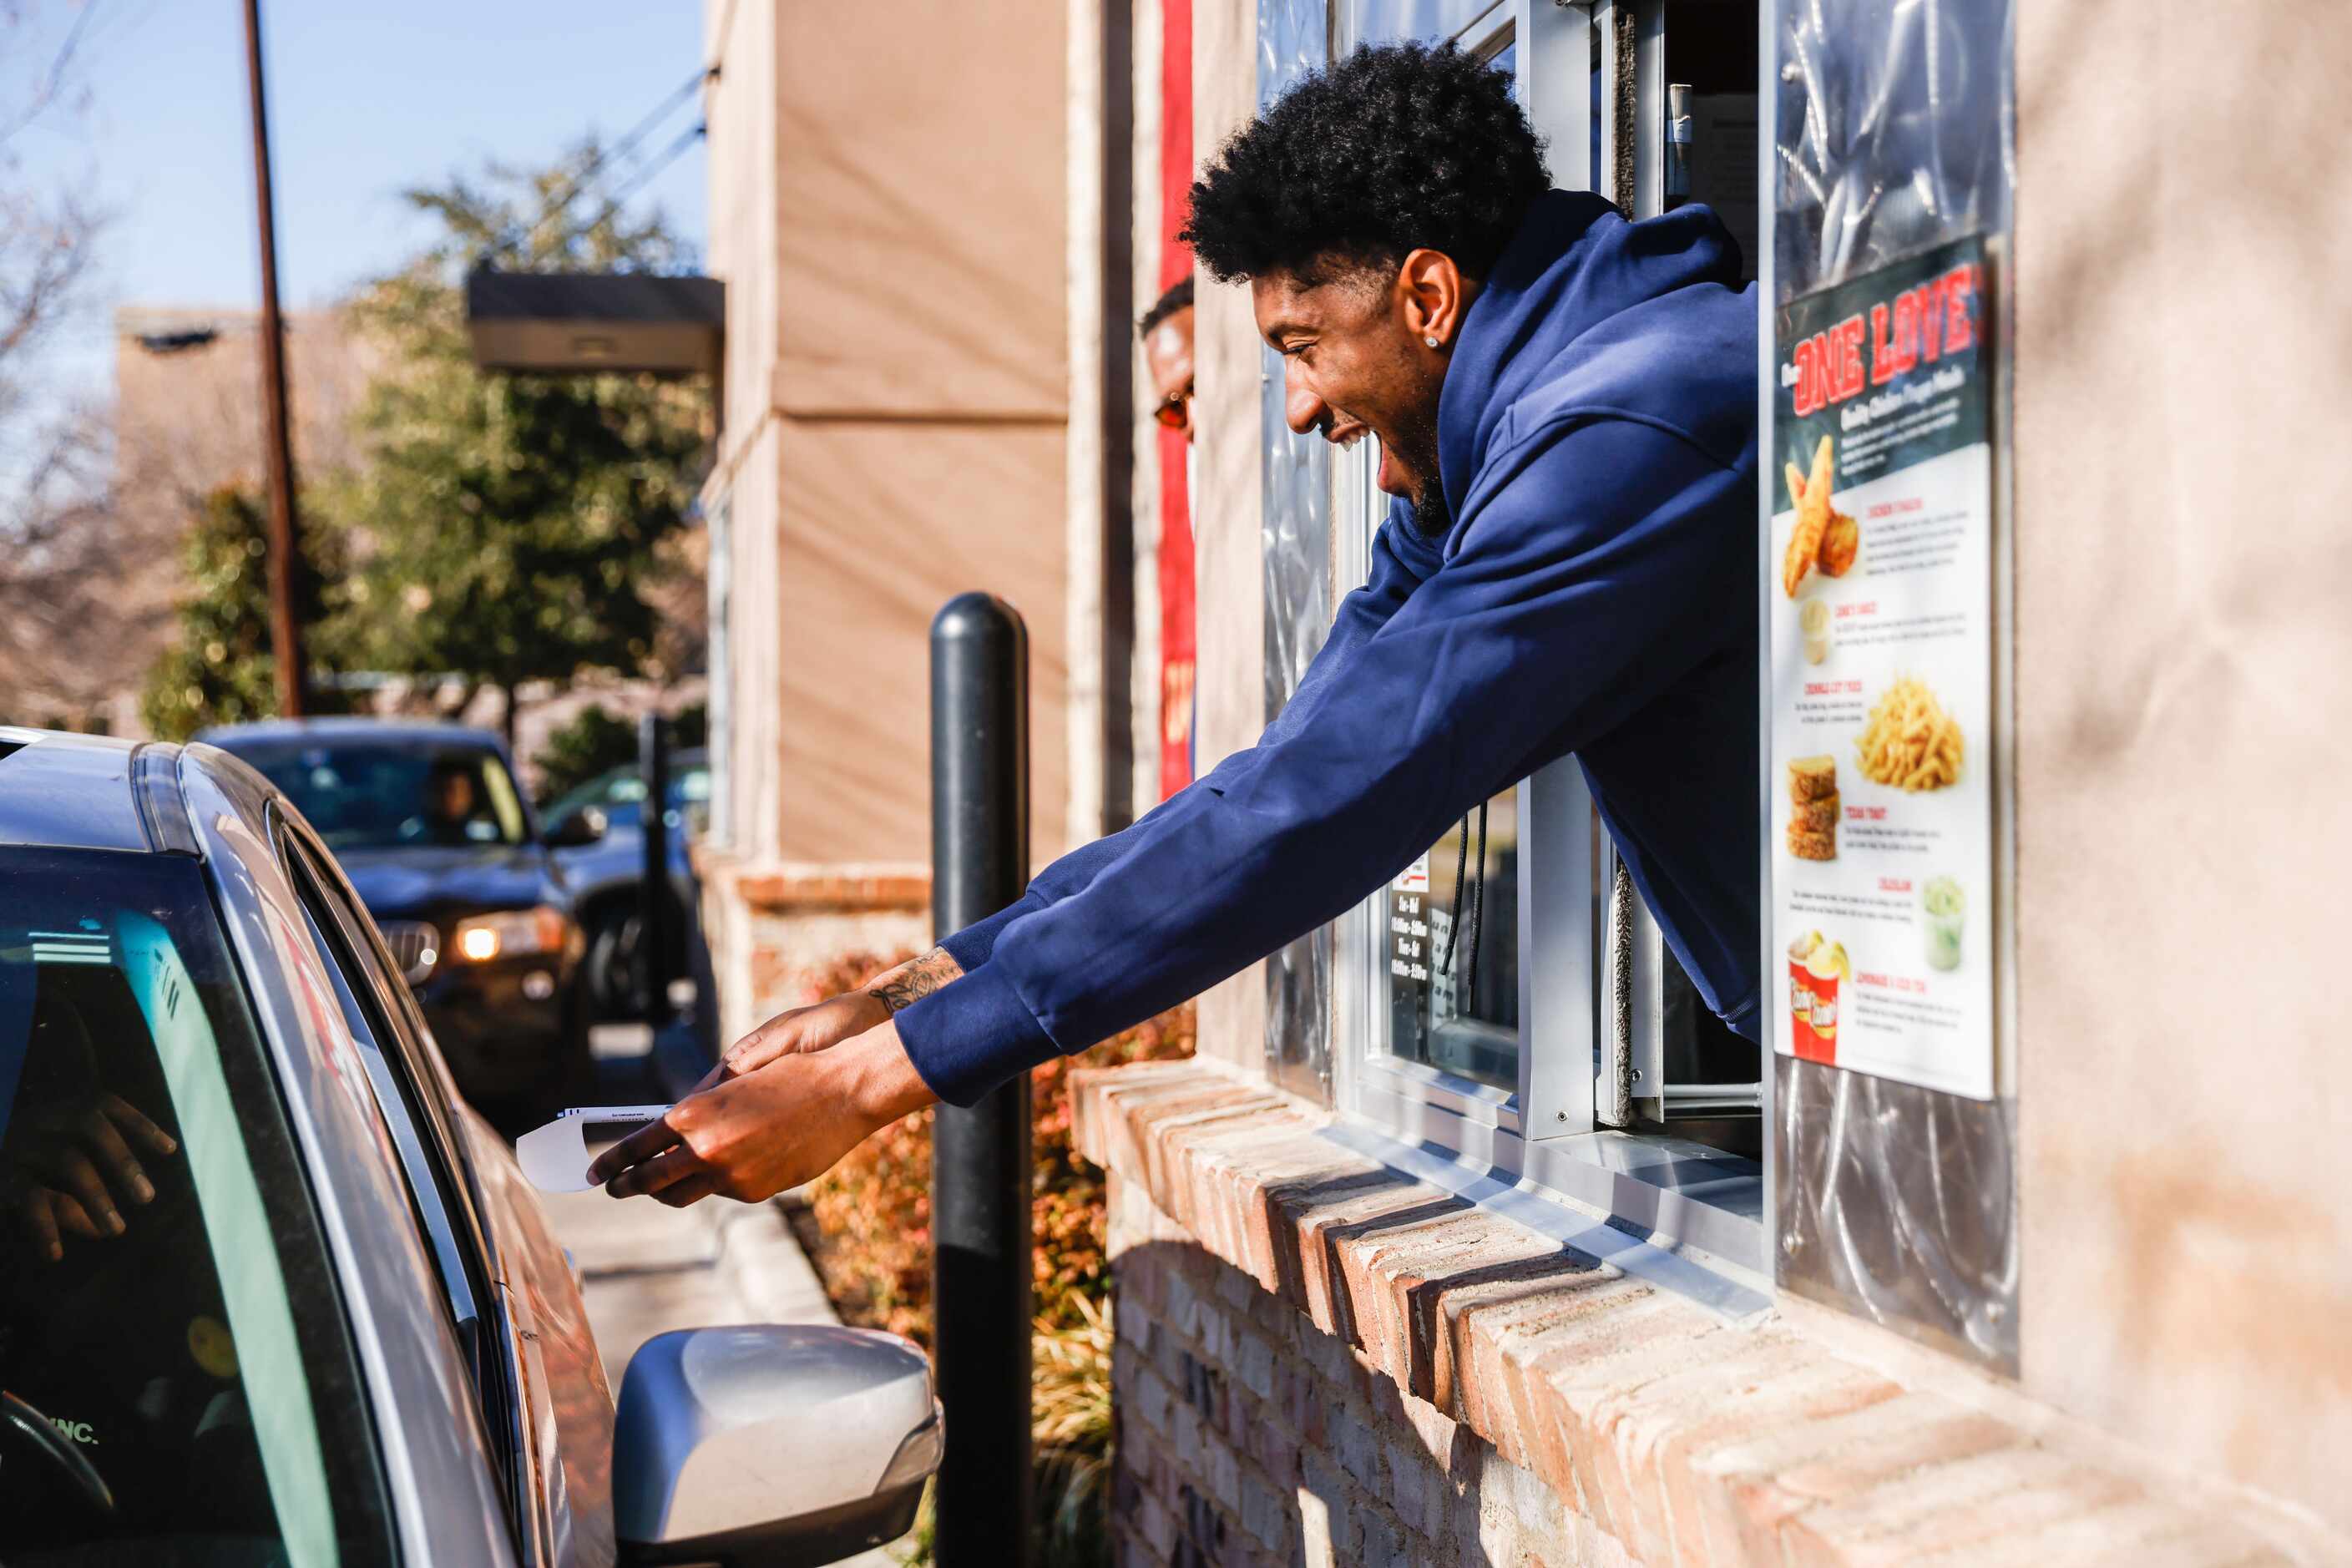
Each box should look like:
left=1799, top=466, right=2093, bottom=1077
left=544, top=766, right=640, bottom=823
left=281, top=840, right=488, bottom=1378
left=0, top=846, right=392, bottom=1565
left=278, top=827, right=524, bottom=1519
left=227, top=742, right=529, bottom=852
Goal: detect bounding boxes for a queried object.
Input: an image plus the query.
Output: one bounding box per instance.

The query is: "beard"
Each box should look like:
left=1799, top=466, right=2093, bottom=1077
left=1406, top=472, right=1450, bottom=534
left=1386, top=410, right=1448, bottom=536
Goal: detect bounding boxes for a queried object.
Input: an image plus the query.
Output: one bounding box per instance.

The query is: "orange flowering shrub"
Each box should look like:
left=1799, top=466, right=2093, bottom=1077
left=787, top=949, right=1196, bottom=1348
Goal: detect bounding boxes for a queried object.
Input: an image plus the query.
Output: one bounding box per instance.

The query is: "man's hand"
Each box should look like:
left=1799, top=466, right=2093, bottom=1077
left=591, top=1022, right=935, bottom=1206
left=693, top=991, right=888, bottom=1091
left=694, top=947, right=964, bottom=1090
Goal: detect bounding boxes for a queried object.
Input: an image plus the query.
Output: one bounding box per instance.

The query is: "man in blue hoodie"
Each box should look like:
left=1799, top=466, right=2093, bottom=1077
left=593, top=42, right=1759, bottom=1206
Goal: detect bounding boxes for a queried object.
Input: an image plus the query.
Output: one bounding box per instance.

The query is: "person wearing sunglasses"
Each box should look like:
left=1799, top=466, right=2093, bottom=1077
left=1140, top=276, right=1196, bottom=442
left=1139, top=275, right=1199, bottom=784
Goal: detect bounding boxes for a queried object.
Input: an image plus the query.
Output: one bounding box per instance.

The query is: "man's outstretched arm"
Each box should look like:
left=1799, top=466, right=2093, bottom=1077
left=894, top=418, right=1752, bottom=1105
left=690, top=515, right=1434, bottom=1091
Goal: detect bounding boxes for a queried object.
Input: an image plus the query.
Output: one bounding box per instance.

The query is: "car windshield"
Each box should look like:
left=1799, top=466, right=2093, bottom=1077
left=0, top=847, right=388, bottom=1564
left=230, top=741, right=530, bottom=852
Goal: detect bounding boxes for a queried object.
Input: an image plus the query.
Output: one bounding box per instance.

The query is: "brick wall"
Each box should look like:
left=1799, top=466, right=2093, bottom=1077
left=1110, top=1171, right=1633, bottom=1568
left=1081, top=1060, right=2340, bottom=1567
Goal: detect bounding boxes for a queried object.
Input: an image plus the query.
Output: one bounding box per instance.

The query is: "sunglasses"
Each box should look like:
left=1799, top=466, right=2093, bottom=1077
left=1153, top=382, right=1195, bottom=431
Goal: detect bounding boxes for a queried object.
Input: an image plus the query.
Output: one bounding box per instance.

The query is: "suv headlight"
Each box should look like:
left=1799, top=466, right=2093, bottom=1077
left=450, top=906, right=572, bottom=964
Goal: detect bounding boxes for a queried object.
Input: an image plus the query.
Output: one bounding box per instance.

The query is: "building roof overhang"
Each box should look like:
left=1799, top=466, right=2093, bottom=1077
left=463, top=268, right=723, bottom=377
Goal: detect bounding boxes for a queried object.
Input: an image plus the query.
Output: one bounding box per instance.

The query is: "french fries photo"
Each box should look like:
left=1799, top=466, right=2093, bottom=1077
left=1854, top=675, right=1964, bottom=792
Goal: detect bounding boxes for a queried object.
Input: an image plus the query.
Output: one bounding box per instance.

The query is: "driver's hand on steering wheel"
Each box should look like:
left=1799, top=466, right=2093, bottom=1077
left=2, top=1092, right=178, bottom=1264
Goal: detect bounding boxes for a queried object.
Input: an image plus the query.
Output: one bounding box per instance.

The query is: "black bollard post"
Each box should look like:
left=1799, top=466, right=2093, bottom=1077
left=928, top=593, right=1034, bottom=1565
left=637, top=712, right=672, bottom=1029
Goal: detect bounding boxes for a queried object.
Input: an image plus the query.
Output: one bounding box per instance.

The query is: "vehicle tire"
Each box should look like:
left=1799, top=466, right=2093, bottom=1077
left=583, top=902, right=641, bottom=1022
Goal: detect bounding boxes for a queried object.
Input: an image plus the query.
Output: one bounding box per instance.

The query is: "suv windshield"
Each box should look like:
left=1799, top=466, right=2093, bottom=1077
left=0, top=847, right=388, bottom=1565
left=230, top=742, right=529, bottom=852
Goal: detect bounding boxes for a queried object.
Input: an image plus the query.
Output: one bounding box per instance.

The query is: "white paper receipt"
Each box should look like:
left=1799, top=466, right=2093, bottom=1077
left=516, top=1104, right=674, bottom=1192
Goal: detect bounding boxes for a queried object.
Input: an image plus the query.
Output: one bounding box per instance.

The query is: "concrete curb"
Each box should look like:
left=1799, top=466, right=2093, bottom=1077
left=701, top=1195, right=840, bottom=1327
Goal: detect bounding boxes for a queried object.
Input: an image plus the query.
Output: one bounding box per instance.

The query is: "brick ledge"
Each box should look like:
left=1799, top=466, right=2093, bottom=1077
left=689, top=845, right=930, bottom=913
left=1074, top=1059, right=2316, bottom=1566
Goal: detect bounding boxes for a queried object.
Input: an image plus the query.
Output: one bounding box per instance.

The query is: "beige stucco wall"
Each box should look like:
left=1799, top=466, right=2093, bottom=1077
left=771, top=418, right=1069, bottom=862
left=2011, top=0, right=2352, bottom=1535
left=768, top=0, right=1070, bottom=867
left=701, top=0, right=780, bottom=861
left=702, top=0, right=1072, bottom=878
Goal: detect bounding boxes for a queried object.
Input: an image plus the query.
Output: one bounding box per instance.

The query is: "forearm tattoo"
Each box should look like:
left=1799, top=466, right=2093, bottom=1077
left=866, top=947, right=964, bottom=1015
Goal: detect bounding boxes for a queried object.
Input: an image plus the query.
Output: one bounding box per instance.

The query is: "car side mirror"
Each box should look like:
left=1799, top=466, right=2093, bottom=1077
left=544, top=806, right=607, bottom=848
left=613, top=1325, right=940, bottom=1568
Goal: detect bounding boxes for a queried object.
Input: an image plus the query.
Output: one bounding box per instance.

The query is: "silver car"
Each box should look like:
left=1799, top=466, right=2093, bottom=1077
left=0, top=728, right=939, bottom=1567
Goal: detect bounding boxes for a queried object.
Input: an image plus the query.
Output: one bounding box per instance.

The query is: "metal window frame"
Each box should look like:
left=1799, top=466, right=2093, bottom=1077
left=1328, top=0, right=1766, bottom=1278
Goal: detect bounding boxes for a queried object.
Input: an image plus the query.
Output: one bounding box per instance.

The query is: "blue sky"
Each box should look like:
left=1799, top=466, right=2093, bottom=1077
left=9, top=0, right=709, bottom=402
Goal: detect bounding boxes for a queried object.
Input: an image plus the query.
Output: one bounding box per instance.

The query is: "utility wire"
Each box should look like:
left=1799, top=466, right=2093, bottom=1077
left=512, top=63, right=716, bottom=257
left=571, top=119, right=706, bottom=245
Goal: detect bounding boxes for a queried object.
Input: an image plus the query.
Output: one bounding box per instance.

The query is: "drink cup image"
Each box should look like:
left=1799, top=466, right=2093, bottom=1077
left=1787, top=929, right=1821, bottom=1058
left=1800, top=938, right=1849, bottom=1065
left=1801, top=599, right=1833, bottom=665
left=1922, top=876, right=1965, bottom=971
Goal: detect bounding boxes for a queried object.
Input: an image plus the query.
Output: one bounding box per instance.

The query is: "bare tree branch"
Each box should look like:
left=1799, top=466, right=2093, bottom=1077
left=0, top=0, right=104, bottom=150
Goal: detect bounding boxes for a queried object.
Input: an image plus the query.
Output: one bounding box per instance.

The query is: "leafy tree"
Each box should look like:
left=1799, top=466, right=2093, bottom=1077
left=138, top=485, right=354, bottom=741
left=336, top=145, right=708, bottom=748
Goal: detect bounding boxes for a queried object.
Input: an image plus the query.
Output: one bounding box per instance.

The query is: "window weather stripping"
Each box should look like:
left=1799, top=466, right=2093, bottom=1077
left=130, top=743, right=201, bottom=857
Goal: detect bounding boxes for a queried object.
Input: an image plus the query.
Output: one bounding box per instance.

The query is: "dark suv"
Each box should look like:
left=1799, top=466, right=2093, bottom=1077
left=200, top=718, right=600, bottom=1117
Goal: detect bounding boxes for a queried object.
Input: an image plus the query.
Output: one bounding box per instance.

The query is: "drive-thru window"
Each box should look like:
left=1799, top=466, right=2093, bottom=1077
left=1315, top=0, right=1778, bottom=1277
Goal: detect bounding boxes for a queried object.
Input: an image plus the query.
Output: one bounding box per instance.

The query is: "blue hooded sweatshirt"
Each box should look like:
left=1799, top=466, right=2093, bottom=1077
left=897, top=191, right=1760, bottom=1106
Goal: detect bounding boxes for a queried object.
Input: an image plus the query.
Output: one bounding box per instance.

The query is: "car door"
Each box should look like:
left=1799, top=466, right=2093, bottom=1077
left=180, top=748, right=517, bottom=1568
left=278, top=818, right=616, bottom=1568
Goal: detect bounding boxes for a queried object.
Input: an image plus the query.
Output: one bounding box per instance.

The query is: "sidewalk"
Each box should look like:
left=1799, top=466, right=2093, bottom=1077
left=538, top=1186, right=837, bottom=1378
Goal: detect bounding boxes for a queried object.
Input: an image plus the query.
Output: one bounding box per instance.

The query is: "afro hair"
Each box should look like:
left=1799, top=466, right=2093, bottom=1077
left=1181, top=41, right=1550, bottom=286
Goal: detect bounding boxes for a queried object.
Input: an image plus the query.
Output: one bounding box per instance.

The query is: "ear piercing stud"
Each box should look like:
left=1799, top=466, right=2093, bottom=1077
left=1424, top=335, right=1440, bottom=348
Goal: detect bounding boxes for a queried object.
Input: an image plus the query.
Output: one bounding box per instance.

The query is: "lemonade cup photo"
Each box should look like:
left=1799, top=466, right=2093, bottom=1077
left=1922, top=876, right=1965, bottom=972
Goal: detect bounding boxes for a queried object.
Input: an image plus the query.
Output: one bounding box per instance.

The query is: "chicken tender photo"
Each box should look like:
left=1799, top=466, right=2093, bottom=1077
left=1784, top=443, right=1860, bottom=583
left=1818, top=511, right=1859, bottom=576
left=1780, top=435, right=1834, bottom=597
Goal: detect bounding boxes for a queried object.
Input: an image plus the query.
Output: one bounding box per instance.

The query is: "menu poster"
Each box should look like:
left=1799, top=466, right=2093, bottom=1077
left=1768, top=235, right=1995, bottom=1102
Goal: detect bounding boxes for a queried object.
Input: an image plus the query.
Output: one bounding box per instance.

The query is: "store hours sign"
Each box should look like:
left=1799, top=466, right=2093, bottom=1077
left=1769, top=234, right=1995, bottom=1101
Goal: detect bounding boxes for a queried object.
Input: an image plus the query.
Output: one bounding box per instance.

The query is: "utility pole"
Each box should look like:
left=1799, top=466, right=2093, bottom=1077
left=242, top=0, right=307, bottom=716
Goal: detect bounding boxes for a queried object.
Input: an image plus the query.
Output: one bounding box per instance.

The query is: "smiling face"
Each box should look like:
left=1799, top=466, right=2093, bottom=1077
left=1251, top=248, right=1473, bottom=524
